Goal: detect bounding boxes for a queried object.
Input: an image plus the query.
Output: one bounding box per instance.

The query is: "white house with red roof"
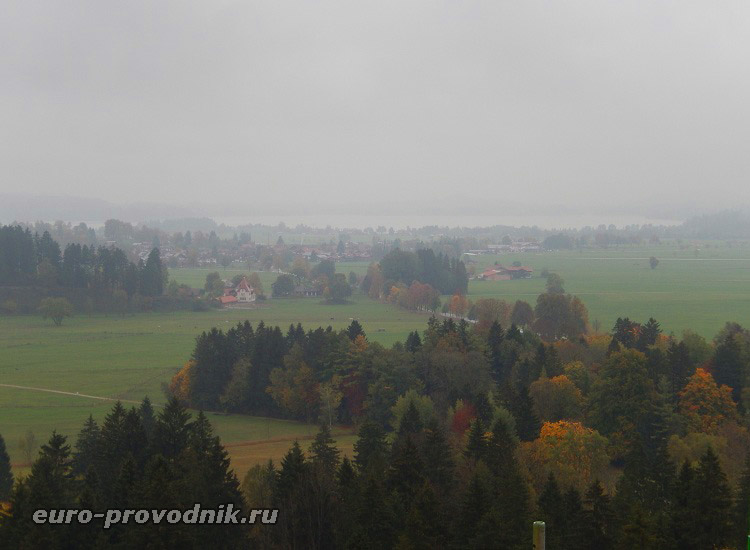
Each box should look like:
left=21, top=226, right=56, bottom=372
left=219, top=277, right=256, bottom=304
left=235, top=277, right=256, bottom=302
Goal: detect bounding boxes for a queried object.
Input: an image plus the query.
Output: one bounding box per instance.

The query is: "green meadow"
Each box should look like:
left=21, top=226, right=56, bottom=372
left=467, top=243, right=750, bottom=339
left=3, top=243, right=750, bottom=480
left=0, top=289, right=428, bottom=477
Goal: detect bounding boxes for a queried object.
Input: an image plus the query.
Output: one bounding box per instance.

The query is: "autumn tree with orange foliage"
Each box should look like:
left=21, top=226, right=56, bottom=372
left=522, top=420, right=610, bottom=494
left=449, top=293, right=469, bottom=317
left=678, top=368, right=738, bottom=434
left=471, top=298, right=511, bottom=329
left=169, top=360, right=194, bottom=403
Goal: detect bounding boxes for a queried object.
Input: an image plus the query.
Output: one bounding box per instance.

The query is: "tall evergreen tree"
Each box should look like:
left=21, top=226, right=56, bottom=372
left=72, top=414, right=100, bottom=476
left=563, top=486, right=585, bottom=549
left=582, top=480, right=614, bottom=550
left=387, top=435, right=424, bottom=515
left=0, top=432, right=76, bottom=548
left=139, top=247, right=165, bottom=296
left=666, top=340, right=694, bottom=399
left=422, top=420, right=455, bottom=494
left=671, top=460, right=700, bottom=550
left=0, top=433, right=13, bottom=501
left=398, top=481, right=448, bottom=549
left=348, top=474, right=395, bottom=549
left=637, top=317, right=661, bottom=351
left=714, top=333, right=746, bottom=403
left=346, top=320, right=366, bottom=341
left=455, top=464, right=494, bottom=546
left=486, top=418, right=530, bottom=549
left=464, top=418, right=487, bottom=461
left=397, top=401, right=423, bottom=437
left=310, top=423, right=340, bottom=476
left=537, top=473, right=565, bottom=548
left=508, top=385, right=541, bottom=441
left=405, top=330, right=422, bottom=353
left=353, top=421, right=388, bottom=475
left=138, top=396, right=156, bottom=441
left=734, top=453, right=750, bottom=549
left=693, top=447, right=732, bottom=549
left=152, top=396, right=192, bottom=459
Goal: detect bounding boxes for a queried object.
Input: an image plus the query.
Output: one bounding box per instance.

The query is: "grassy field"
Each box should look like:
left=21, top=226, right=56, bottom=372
left=0, top=288, right=428, bottom=479
left=467, top=243, right=750, bottom=338
left=3, top=244, right=750, bottom=481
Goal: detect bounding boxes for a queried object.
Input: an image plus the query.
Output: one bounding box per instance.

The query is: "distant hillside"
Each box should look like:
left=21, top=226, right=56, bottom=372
left=0, top=193, right=198, bottom=226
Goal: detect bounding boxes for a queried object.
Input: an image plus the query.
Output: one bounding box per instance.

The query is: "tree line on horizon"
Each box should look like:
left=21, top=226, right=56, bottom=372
left=0, top=224, right=186, bottom=316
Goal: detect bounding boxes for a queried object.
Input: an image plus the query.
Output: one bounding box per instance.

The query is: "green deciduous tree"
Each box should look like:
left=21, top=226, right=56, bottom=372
left=38, top=297, right=73, bottom=326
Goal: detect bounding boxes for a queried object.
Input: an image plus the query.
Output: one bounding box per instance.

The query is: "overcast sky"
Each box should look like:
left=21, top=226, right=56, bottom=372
left=2, top=1, right=749, bottom=227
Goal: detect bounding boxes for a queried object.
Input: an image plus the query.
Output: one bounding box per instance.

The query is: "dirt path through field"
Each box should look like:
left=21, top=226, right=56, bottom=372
left=0, top=383, right=142, bottom=405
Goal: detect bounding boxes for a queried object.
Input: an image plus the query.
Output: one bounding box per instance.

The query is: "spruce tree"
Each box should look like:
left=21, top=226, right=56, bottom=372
left=398, top=482, right=447, bottom=549
left=563, top=486, right=585, bottom=549
left=666, top=340, right=694, bottom=399
left=397, top=401, right=423, bottom=437
left=405, top=330, right=422, bottom=352
left=510, top=385, right=541, bottom=441
left=693, top=447, right=732, bottom=549
left=537, top=473, right=565, bottom=548
left=152, top=396, right=193, bottom=459
left=310, top=423, right=341, bottom=476
left=464, top=418, right=487, bottom=461
left=353, top=421, right=388, bottom=474
left=387, top=435, right=425, bottom=528
left=0, top=432, right=76, bottom=548
left=456, top=464, right=493, bottom=545
left=138, top=396, right=156, bottom=441
left=0, top=433, right=13, bottom=500
left=275, top=441, right=306, bottom=504
left=714, top=333, right=745, bottom=403
left=73, top=414, right=100, bottom=476
left=422, top=420, right=455, bottom=495
left=346, top=319, right=365, bottom=341
left=348, top=474, right=395, bottom=549
left=337, top=456, right=356, bottom=491
left=671, top=460, right=700, bottom=550
left=486, top=418, right=530, bottom=549
left=582, top=480, right=614, bottom=550
left=734, top=453, right=750, bottom=550
left=637, top=318, right=661, bottom=351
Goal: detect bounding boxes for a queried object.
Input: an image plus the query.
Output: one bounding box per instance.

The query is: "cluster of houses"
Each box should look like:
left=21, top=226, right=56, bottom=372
left=478, top=265, right=533, bottom=280
left=214, top=276, right=324, bottom=306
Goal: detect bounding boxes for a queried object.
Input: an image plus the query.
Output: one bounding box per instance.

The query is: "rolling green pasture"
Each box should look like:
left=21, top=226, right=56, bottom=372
left=3, top=244, right=750, bottom=482
left=0, top=290, right=428, bottom=478
left=467, top=243, right=750, bottom=338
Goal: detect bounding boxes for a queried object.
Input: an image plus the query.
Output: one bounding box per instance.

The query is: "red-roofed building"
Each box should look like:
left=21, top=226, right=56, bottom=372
left=219, top=277, right=256, bottom=304
left=234, top=277, right=256, bottom=302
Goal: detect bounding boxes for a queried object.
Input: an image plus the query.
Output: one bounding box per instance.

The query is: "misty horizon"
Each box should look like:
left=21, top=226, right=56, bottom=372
left=2, top=1, right=749, bottom=223
left=0, top=191, right=691, bottom=231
